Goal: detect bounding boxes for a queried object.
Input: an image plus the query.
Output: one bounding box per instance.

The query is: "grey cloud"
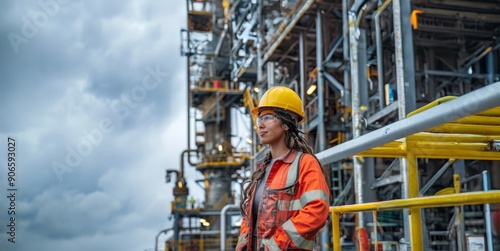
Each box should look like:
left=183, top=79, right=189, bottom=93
left=25, top=189, right=122, bottom=239
left=0, top=0, right=188, bottom=250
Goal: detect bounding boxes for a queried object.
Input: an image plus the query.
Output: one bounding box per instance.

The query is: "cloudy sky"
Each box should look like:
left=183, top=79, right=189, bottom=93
left=0, top=1, right=206, bottom=250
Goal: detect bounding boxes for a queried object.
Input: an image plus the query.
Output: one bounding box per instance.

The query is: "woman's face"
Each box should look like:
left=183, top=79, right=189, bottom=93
left=257, top=110, right=287, bottom=146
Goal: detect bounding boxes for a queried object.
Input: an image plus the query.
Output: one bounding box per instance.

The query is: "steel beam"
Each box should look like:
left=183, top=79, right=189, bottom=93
left=262, top=0, right=315, bottom=63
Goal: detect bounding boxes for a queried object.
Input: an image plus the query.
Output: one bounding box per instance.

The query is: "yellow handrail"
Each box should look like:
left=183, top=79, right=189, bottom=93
left=330, top=191, right=500, bottom=250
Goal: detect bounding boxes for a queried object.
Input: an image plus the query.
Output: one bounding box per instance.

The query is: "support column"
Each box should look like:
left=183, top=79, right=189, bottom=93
left=316, top=8, right=326, bottom=151
left=299, top=31, right=307, bottom=133
left=316, top=9, right=329, bottom=251
left=393, top=0, right=411, bottom=244
left=358, top=28, right=375, bottom=226
left=348, top=9, right=364, bottom=227
left=401, top=0, right=416, bottom=114
left=342, top=0, right=351, bottom=106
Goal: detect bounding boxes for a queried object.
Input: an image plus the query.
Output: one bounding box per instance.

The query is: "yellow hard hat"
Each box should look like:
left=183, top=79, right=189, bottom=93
left=251, top=86, right=305, bottom=123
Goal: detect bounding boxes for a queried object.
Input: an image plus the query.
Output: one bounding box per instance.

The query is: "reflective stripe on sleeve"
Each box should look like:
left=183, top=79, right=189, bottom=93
left=237, top=233, right=248, bottom=246
left=262, top=237, right=281, bottom=251
left=282, top=220, right=315, bottom=250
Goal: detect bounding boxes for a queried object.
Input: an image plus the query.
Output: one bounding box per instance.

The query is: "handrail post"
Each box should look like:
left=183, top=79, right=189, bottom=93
left=331, top=210, right=341, bottom=251
left=407, top=150, right=422, bottom=250
left=220, top=204, right=239, bottom=251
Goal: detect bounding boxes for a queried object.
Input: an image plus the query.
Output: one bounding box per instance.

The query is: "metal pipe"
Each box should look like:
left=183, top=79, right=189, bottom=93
left=267, top=62, right=274, bottom=88
left=316, top=10, right=328, bottom=250
left=373, top=0, right=393, bottom=109
left=342, top=0, right=350, bottom=106
left=233, top=5, right=252, bottom=37
left=463, top=44, right=500, bottom=70
left=315, top=82, right=500, bottom=164
left=424, top=69, right=498, bottom=79
left=400, top=0, right=416, bottom=114
left=316, top=8, right=326, bottom=152
left=487, top=50, right=495, bottom=84
left=348, top=8, right=364, bottom=226
left=214, top=25, right=228, bottom=56
left=299, top=31, right=307, bottom=133
left=351, top=0, right=368, bottom=14
left=483, top=171, right=493, bottom=251
left=220, top=204, right=240, bottom=251
left=187, top=59, right=192, bottom=154
left=186, top=1, right=192, bottom=153
left=393, top=0, right=405, bottom=120
left=181, top=149, right=198, bottom=177
left=179, top=230, right=221, bottom=237
left=155, top=228, right=173, bottom=251
left=316, top=8, right=328, bottom=251
left=256, top=0, right=263, bottom=84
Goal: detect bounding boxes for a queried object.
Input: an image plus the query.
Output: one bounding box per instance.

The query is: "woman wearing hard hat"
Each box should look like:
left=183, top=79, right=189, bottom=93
left=237, top=86, right=331, bottom=251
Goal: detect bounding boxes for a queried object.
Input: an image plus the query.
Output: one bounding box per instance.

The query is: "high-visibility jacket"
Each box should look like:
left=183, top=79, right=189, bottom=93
left=237, top=150, right=331, bottom=251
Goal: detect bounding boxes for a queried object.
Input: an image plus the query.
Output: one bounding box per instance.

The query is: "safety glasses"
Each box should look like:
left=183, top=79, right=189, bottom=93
left=257, top=114, right=278, bottom=126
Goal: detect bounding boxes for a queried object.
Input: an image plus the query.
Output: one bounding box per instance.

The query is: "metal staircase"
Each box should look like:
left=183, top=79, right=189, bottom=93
left=198, top=93, right=225, bottom=120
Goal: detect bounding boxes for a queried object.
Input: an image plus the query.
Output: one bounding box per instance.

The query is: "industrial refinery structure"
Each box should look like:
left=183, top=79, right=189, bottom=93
left=161, top=0, right=500, bottom=250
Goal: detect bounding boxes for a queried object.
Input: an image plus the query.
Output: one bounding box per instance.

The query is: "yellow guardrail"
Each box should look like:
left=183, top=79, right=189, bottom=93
left=330, top=191, right=500, bottom=250
left=196, top=152, right=252, bottom=168
left=172, top=237, right=239, bottom=251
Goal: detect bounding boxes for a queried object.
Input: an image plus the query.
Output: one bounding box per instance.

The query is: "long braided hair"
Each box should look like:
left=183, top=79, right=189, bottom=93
left=240, top=108, right=323, bottom=216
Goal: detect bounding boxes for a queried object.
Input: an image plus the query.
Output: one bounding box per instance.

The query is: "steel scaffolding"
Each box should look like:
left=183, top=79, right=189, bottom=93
left=166, top=0, right=500, bottom=250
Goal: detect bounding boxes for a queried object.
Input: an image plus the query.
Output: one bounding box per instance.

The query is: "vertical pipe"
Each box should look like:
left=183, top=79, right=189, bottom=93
left=401, top=0, right=416, bottom=113
left=374, top=14, right=385, bottom=109
left=487, top=51, right=494, bottom=84
left=256, top=0, right=263, bottom=84
left=316, top=8, right=326, bottom=152
left=342, top=0, right=351, bottom=106
left=348, top=10, right=364, bottom=227
left=186, top=1, right=192, bottom=152
left=358, top=29, right=368, bottom=112
left=299, top=31, right=307, bottom=132
left=483, top=171, right=493, bottom=251
left=407, top=150, right=422, bottom=251
left=374, top=0, right=392, bottom=109
left=253, top=0, right=263, bottom=173
left=220, top=204, right=239, bottom=251
left=267, top=62, right=275, bottom=88
left=187, top=56, right=192, bottom=151
left=316, top=10, right=329, bottom=250
left=392, top=0, right=411, bottom=243
left=358, top=26, right=376, bottom=227
left=393, top=0, right=405, bottom=120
